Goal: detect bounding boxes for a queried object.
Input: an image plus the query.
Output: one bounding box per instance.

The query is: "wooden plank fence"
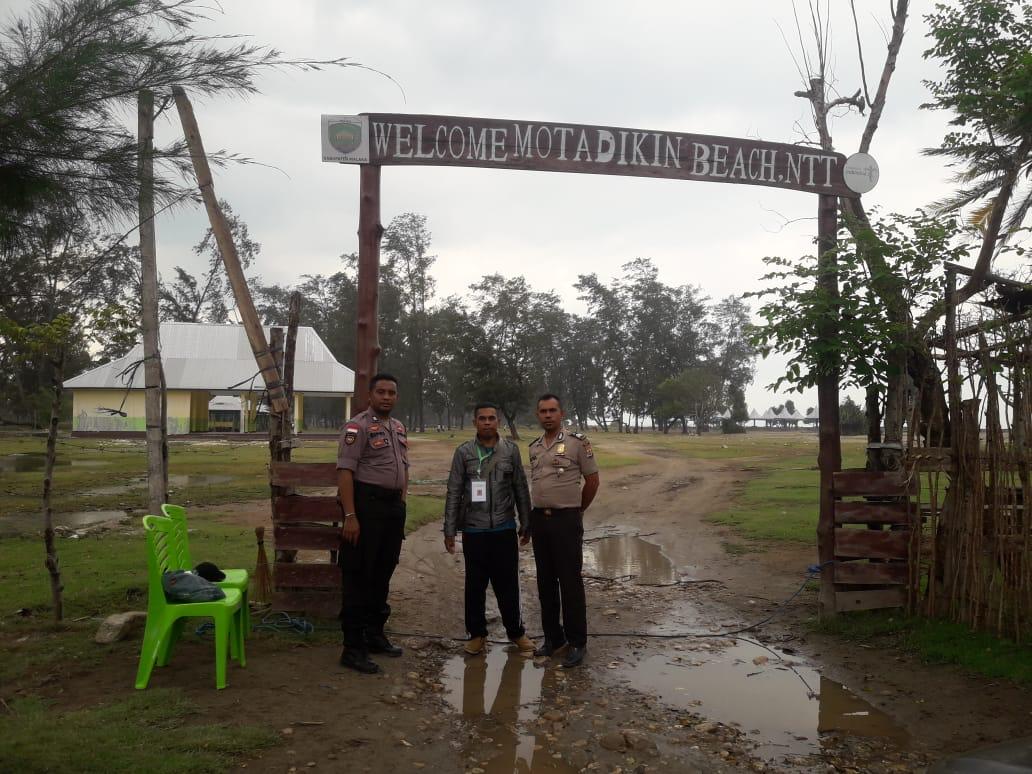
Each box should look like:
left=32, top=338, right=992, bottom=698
left=831, top=469, right=918, bottom=613
left=270, top=461, right=342, bottom=618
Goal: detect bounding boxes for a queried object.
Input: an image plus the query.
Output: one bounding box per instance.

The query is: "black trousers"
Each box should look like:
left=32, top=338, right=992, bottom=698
left=338, top=484, right=406, bottom=649
left=530, top=507, right=586, bottom=647
left=462, top=529, right=525, bottom=640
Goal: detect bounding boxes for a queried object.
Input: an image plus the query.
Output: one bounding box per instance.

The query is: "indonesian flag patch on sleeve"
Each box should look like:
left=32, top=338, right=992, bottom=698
left=344, top=423, right=360, bottom=445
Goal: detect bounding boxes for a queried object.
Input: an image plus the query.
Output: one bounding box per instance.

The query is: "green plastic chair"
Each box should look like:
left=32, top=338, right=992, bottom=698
left=135, top=515, right=246, bottom=690
left=161, top=503, right=251, bottom=631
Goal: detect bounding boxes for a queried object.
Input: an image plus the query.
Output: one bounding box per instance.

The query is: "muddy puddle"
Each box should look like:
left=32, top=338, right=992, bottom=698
left=86, top=473, right=233, bottom=496
left=0, top=509, right=128, bottom=537
left=582, top=534, right=678, bottom=585
left=0, top=453, right=108, bottom=473
left=441, top=649, right=575, bottom=773
left=627, top=640, right=907, bottom=760
left=585, top=530, right=907, bottom=764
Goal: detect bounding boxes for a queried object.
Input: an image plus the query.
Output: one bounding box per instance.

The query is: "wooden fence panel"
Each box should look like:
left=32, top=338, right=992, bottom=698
left=835, top=588, right=906, bottom=612
left=270, top=462, right=338, bottom=488
left=834, top=528, right=910, bottom=560
left=270, top=461, right=344, bottom=616
left=273, top=524, right=341, bottom=551
left=834, top=501, right=910, bottom=526
left=834, top=560, right=908, bottom=585
left=274, top=562, right=340, bottom=588
left=273, top=495, right=340, bottom=523
left=833, top=470, right=917, bottom=497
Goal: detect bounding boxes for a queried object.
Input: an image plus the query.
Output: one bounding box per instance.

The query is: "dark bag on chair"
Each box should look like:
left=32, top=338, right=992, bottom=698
left=161, top=570, right=226, bottom=603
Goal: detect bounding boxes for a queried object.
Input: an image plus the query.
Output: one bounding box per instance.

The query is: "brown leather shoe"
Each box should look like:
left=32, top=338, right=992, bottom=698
left=463, top=636, right=486, bottom=655
left=511, top=634, right=535, bottom=655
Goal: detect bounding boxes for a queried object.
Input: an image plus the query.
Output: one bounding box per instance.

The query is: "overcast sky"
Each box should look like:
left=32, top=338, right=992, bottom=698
left=19, top=0, right=1027, bottom=413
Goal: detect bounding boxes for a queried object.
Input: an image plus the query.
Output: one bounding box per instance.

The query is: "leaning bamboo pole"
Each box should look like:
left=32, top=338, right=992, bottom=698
left=172, top=86, right=288, bottom=414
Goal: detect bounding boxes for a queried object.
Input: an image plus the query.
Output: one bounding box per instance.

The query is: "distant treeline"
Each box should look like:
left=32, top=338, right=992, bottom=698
left=0, top=209, right=754, bottom=436
left=253, top=214, right=756, bottom=437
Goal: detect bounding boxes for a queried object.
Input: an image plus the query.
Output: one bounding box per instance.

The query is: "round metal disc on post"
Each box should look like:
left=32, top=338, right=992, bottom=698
left=843, top=152, right=879, bottom=194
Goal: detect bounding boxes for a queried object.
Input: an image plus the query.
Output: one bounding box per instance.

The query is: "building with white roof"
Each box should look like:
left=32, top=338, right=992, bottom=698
left=64, top=322, right=355, bottom=434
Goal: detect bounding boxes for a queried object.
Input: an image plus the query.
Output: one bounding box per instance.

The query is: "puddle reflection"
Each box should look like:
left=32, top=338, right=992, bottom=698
left=442, top=650, right=575, bottom=773
left=582, top=535, right=678, bottom=585
left=817, top=676, right=907, bottom=741
left=86, top=473, right=232, bottom=496
left=630, top=642, right=908, bottom=760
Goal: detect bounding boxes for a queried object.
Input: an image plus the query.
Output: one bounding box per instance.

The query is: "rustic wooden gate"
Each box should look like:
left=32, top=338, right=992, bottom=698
left=831, top=470, right=918, bottom=612
left=270, top=461, right=342, bottom=618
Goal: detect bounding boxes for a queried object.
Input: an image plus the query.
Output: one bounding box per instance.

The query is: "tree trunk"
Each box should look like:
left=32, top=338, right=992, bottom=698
left=139, top=89, right=168, bottom=514
left=415, top=336, right=425, bottom=432
left=866, top=386, right=882, bottom=444
left=42, top=347, right=65, bottom=621
left=865, top=385, right=883, bottom=470
left=503, top=410, right=520, bottom=441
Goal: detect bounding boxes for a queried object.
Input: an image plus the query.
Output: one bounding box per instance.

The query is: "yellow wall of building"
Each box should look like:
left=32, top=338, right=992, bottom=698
left=72, top=389, right=194, bottom=434
left=189, top=391, right=210, bottom=432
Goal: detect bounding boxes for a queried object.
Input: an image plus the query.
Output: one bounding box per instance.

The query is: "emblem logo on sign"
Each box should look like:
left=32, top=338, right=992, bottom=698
left=328, top=121, right=363, bottom=154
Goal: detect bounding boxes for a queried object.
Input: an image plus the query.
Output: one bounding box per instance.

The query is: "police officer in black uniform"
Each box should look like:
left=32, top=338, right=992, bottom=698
left=336, top=373, right=410, bottom=674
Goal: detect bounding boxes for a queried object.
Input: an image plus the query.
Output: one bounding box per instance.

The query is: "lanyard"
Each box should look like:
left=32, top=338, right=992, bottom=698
left=475, top=444, right=494, bottom=478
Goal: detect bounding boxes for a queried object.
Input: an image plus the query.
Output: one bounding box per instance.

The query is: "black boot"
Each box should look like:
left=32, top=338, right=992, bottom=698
left=340, top=647, right=380, bottom=674
left=533, top=639, right=567, bottom=658
left=366, top=632, right=403, bottom=657
left=561, top=645, right=586, bottom=669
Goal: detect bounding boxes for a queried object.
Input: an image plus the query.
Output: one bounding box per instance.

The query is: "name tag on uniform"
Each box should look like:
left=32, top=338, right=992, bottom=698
left=471, top=480, right=487, bottom=502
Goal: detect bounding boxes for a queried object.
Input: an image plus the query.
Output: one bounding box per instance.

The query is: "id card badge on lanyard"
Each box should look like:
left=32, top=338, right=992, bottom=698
left=471, top=445, right=491, bottom=503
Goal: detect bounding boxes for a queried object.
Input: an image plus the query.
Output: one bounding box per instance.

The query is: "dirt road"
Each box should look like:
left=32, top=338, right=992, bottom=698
left=29, top=443, right=1032, bottom=772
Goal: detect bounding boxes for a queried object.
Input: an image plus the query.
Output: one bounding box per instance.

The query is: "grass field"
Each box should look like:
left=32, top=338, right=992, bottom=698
left=0, top=434, right=339, bottom=516
left=0, top=431, right=641, bottom=517
left=1, top=690, right=277, bottom=773
left=814, top=609, right=1032, bottom=684
left=3, top=427, right=1029, bottom=723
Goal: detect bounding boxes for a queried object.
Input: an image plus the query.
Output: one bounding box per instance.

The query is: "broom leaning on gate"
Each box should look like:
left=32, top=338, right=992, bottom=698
left=252, top=526, right=273, bottom=606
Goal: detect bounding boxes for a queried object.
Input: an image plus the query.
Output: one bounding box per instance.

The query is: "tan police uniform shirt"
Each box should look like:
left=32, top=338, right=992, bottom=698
left=528, top=430, right=599, bottom=509
left=336, top=410, right=409, bottom=490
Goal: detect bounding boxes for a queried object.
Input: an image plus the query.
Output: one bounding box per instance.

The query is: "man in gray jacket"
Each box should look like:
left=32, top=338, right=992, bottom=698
left=444, top=402, right=535, bottom=656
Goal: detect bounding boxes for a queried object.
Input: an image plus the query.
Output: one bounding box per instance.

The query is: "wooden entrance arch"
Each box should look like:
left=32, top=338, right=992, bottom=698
left=318, top=112, right=876, bottom=616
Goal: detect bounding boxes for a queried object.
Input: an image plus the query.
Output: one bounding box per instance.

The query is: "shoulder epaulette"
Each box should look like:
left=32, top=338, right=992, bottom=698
left=570, top=431, right=587, bottom=440
left=529, top=435, right=543, bottom=446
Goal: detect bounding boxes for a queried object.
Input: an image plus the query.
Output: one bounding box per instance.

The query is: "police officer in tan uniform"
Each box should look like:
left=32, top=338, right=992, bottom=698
left=336, top=373, right=409, bottom=674
left=528, top=393, right=600, bottom=668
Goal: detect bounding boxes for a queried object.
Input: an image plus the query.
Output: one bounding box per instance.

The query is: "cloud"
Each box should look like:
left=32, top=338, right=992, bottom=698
left=40, top=0, right=964, bottom=413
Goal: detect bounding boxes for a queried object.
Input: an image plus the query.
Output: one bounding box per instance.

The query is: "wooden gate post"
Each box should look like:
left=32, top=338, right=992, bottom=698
left=138, top=89, right=168, bottom=514
left=816, top=192, right=842, bottom=617
left=354, top=164, right=383, bottom=415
